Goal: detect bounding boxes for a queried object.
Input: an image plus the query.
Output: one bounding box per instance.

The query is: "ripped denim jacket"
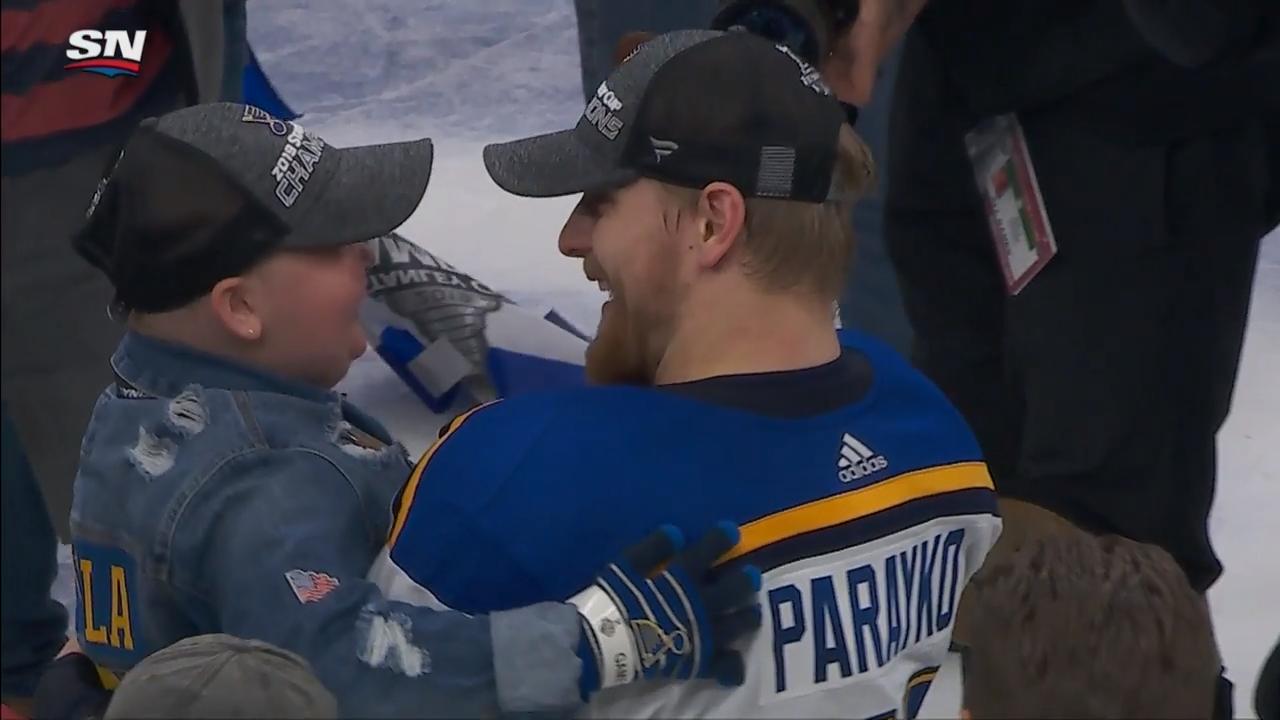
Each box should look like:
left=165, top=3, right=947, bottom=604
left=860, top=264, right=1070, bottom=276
left=70, top=331, right=584, bottom=716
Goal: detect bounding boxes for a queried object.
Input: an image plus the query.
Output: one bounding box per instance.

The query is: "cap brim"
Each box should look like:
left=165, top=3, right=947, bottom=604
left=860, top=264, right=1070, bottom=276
left=290, top=137, right=434, bottom=247
left=483, top=129, right=637, bottom=198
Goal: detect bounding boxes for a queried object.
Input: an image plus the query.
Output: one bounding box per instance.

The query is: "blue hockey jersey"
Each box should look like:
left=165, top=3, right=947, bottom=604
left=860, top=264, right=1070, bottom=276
left=371, top=331, right=1001, bottom=718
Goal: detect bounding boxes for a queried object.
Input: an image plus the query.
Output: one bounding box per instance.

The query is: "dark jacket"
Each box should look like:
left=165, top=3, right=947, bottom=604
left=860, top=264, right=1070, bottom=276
left=908, top=0, right=1275, bottom=143
left=884, top=0, right=1274, bottom=592
left=0, top=0, right=226, bottom=176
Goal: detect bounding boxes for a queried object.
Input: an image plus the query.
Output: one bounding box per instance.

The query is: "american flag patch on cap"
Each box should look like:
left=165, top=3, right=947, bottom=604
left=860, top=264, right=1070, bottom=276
left=285, top=569, right=340, bottom=604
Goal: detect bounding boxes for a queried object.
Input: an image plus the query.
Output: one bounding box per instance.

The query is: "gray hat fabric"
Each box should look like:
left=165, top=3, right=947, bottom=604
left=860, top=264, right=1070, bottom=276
left=104, top=634, right=337, bottom=719
left=483, top=29, right=846, bottom=203
left=73, top=102, right=434, bottom=313
left=483, top=30, right=720, bottom=199
left=150, top=102, right=433, bottom=250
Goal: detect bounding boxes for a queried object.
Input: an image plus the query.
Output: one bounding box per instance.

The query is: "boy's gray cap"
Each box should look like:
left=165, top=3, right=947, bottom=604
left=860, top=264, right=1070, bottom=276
left=149, top=102, right=433, bottom=250
left=74, top=102, right=433, bottom=313
left=104, top=634, right=338, bottom=719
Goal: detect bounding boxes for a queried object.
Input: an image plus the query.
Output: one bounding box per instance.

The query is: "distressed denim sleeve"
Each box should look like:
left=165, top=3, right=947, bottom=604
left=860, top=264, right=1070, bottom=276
left=180, top=448, right=585, bottom=718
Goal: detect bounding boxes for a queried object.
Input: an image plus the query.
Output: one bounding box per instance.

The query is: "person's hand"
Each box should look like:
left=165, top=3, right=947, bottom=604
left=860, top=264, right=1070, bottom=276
left=573, top=522, right=762, bottom=696
left=821, top=0, right=929, bottom=104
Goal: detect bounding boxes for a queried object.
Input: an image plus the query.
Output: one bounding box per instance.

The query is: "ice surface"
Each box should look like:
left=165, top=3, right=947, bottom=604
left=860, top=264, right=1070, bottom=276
left=226, top=1, right=1280, bottom=714
left=250, top=0, right=583, bottom=141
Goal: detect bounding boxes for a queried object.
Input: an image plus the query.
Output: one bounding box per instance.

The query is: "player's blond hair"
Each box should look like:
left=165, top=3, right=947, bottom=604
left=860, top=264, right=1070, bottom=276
left=661, top=123, right=874, bottom=299
left=961, top=533, right=1220, bottom=719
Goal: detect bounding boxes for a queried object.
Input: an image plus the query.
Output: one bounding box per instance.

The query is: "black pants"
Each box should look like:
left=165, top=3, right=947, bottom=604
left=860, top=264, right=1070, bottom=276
left=885, top=30, right=1270, bottom=593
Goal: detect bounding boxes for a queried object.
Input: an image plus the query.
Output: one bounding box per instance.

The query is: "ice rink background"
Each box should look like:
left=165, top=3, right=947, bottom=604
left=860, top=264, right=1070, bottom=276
left=83, top=1, right=1267, bottom=714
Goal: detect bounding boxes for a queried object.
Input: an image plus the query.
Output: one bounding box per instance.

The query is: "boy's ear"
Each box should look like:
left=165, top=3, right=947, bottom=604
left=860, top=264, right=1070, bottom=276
left=960, top=708, right=973, bottom=720
left=208, top=275, right=262, bottom=341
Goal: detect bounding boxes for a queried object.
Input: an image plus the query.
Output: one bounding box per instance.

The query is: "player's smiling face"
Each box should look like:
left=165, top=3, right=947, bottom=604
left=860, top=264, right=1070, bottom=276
left=559, top=179, right=696, bottom=385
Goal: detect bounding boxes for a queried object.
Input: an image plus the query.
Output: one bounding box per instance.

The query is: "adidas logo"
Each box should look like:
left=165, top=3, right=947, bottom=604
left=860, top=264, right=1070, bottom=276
left=837, top=432, right=888, bottom=483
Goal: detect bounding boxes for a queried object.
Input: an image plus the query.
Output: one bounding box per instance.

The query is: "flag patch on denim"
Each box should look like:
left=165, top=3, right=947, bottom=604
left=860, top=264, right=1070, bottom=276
left=285, top=569, right=340, bottom=604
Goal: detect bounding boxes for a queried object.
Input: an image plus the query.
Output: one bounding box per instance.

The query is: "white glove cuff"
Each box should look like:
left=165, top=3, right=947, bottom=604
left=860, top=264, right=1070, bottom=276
left=570, top=585, right=638, bottom=688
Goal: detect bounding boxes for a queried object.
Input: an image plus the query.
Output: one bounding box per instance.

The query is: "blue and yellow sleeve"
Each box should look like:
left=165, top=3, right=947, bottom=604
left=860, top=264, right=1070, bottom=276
left=384, top=400, right=557, bottom=612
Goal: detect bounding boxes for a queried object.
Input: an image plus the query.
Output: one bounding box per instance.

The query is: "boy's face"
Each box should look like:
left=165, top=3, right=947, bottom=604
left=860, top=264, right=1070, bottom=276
left=558, top=179, right=697, bottom=385
left=245, top=243, right=372, bottom=388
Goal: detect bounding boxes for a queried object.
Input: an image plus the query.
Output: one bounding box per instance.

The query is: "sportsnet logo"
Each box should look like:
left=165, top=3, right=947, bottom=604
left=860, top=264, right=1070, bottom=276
left=65, top=30, right=146, bottom=77
left=837, top=432, right=888, bottom=484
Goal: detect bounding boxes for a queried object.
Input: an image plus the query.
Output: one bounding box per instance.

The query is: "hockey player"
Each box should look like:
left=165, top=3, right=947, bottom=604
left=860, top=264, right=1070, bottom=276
left=375, top=30, right=1001, bottom=717
left=64, top=102, right=761, bottom=717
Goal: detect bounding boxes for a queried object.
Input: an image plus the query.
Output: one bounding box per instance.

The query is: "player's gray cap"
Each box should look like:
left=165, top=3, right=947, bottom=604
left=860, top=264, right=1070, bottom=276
left=104, top=634, right=338, bottom=719
left=483, top=29, right=846, bottom=203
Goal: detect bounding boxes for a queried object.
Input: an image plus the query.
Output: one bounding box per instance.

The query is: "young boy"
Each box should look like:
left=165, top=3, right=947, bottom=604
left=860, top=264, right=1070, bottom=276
left=67, top=102, right=759, bottom=717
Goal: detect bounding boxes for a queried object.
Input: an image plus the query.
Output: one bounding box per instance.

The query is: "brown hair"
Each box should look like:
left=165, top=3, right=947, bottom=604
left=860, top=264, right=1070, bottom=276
left=661, top=123, right=874, bottom=299
left=961, top=533, right=1219, bottom=719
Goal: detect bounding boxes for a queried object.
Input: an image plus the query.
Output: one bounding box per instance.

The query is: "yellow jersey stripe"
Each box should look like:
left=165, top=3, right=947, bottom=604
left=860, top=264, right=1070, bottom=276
left=907, top=667, right=939, bottom=690
left=722, top=462, right=993, bottom=562
left=388, top=402, right=497, bottom=547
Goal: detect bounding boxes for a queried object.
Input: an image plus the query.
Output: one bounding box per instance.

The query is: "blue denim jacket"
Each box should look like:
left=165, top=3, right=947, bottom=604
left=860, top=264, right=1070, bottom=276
left=71, top=332, right=583, bottom=717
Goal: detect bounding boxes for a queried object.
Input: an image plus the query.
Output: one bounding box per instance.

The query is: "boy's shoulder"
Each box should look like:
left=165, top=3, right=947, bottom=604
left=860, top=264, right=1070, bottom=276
left=85, top=379, right=393, bottom=463
left=78, top=384, right=257, bottom=492
left=74, top=383, right=390, bottom=544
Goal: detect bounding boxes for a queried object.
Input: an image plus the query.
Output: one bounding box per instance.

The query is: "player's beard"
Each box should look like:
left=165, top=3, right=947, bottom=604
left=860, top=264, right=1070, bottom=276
left=585, top=293, right=653, bottom=386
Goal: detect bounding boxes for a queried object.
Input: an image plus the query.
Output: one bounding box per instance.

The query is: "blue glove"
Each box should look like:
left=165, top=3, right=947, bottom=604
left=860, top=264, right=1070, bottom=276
left=573, top=521, right=762, bottom=697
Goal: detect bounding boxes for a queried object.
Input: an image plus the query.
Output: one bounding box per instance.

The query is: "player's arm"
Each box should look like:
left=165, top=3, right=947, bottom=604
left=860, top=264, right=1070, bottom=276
left=189, top=449, right=760, bottom=716
left=381, top=405, right=763, bottom=690
left=376, top=401, right=548, bottom=612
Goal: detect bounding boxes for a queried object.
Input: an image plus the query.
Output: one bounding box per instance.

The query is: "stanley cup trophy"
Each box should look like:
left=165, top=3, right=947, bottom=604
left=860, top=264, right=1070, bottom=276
left=365, top=233, right=504, bottom=403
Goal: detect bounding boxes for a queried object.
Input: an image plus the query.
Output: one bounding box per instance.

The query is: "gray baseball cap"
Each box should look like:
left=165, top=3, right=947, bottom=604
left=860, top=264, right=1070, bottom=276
left=483, top=29, right=846, bottom=202
left=74, top=102, right=433, bottom=313
left=104, top=634, right=338, bottom=719
left=149, top=102, right=433, bottom=249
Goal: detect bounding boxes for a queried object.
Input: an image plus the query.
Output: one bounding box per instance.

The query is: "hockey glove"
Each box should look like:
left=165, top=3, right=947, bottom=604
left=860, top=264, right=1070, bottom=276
left=573, top=521, right=762, bottom=697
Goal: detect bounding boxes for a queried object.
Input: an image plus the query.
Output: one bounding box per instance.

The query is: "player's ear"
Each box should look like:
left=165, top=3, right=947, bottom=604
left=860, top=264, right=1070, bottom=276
left=694, top=181, right=746, bottom=269
left=960, top=708, right=973, bottom=720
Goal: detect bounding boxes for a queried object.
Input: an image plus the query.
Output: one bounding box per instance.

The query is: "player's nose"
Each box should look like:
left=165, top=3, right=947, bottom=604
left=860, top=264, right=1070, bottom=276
left=558, top=204, right=594, bottom=258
